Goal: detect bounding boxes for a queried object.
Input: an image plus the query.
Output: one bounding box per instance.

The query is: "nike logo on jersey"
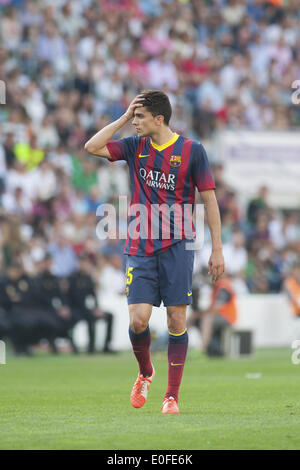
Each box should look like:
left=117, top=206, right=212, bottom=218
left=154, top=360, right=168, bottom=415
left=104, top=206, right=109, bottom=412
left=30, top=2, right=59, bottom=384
left=138, top=154, right=149, bottom=158
left=187, top=291, right=192, bottom=296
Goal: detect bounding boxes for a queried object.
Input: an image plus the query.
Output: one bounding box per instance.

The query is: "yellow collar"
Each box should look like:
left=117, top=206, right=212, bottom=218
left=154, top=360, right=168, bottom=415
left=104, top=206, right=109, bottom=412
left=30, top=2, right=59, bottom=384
left=150, top=132, right=179, bottom=151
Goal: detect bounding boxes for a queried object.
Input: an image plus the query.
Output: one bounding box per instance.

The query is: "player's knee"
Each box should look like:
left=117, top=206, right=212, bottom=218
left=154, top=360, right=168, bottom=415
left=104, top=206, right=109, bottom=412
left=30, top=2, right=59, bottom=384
left=168, top=321, right=186, bottom=335
left=167, top=308, right=186, bottom=334
left=130, top=317, right=148, bottom=334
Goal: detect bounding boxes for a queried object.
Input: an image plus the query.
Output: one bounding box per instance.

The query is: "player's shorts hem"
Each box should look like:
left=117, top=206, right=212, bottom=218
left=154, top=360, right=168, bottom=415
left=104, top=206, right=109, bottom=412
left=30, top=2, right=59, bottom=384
left=163, top=299, right=193, bottom=307
left=127, top=298, right=161, bottom=307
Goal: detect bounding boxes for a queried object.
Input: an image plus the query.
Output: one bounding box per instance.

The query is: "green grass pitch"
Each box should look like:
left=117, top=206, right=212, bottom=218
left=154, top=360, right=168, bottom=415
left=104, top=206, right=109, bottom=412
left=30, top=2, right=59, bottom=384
left=0, top=348, right=299, bottom=450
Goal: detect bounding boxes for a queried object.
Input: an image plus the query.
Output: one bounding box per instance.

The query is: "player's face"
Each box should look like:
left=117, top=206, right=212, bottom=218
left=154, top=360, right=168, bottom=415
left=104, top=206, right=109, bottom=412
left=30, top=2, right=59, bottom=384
left=132, top=107, right=162, bottom=137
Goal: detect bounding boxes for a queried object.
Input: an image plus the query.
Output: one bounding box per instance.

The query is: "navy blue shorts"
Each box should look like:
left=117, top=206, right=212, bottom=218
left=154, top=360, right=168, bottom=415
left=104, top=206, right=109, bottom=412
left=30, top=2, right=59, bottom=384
left=125, top=239, right=194, bottom=307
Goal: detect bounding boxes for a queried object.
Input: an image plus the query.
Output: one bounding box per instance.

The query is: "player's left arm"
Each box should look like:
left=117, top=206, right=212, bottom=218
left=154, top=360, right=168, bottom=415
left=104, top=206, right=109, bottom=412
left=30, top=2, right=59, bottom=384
left=200, top=189, right=225, bottom=283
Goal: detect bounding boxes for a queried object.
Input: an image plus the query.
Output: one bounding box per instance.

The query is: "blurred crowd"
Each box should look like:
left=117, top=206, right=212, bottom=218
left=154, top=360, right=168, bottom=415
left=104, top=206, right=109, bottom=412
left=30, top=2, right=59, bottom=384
left=194, top=174, right=300, bottom=296
left=0, top=0, right=299, bottom=317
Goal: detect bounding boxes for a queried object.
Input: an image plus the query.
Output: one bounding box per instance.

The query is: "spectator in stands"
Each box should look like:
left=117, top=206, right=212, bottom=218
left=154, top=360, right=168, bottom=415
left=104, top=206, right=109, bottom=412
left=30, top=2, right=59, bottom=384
left=68, top=253, right=115, bottom=353
left=223, top=229, right=248, bottom=276
left=0, top=216, right=25, bottom=271
left=247, top=186, right=270, bottom=227
left=48, top=236, right=78, bottom=278
left=188, top=275, right=238, bottom=357
left=283, top=261, right=300, bottom=319
left=0, top=261, right=40, bottom=355
left=34, top=254, right=77, bottom=354
left=1, top=133, right=15, bottom=169
left=98, top=254, right=126, bottom=297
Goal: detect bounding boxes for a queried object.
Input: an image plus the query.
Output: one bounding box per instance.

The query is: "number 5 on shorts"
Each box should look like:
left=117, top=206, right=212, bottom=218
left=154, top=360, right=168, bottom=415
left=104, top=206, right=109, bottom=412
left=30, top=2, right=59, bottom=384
left=126, top=267, right=133, bottom=285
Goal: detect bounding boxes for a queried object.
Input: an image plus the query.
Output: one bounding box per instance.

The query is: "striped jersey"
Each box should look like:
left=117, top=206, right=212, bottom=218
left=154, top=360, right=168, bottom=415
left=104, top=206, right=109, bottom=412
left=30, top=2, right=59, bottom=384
left=106, top=132, right=215, bottom=257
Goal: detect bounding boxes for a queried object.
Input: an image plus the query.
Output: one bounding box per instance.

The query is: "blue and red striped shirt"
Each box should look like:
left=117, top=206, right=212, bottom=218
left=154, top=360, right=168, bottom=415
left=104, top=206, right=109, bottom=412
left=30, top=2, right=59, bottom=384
left=106, top=133, right=215, bottom=257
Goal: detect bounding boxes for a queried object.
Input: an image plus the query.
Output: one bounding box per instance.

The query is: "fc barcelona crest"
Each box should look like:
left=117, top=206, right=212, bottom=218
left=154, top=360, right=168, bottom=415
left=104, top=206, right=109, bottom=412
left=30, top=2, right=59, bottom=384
left=169, top=155, right=181, bottom=167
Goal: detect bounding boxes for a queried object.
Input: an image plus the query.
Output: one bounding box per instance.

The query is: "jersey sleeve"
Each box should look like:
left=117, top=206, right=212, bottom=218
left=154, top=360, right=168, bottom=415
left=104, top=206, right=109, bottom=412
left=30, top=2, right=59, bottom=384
left=106, top=136, right=140, bottom=163
left=191, top=143, right=216, bottom=192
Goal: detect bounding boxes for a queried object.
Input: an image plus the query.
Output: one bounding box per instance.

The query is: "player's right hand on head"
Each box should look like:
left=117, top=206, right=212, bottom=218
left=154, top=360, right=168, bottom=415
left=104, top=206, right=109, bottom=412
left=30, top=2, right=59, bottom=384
left=124, top=95, right=145, bottom=120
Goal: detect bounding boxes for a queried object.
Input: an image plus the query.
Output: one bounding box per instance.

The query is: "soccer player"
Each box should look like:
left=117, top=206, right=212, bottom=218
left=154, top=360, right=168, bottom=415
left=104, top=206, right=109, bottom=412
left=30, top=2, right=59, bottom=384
left=84, top=90, right=225, bottom=414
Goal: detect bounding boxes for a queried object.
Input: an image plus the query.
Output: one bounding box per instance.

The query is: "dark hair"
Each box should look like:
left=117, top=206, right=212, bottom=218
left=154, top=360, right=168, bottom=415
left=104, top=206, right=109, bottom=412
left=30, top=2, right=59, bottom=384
left=140, top=90, right=172, bottom=125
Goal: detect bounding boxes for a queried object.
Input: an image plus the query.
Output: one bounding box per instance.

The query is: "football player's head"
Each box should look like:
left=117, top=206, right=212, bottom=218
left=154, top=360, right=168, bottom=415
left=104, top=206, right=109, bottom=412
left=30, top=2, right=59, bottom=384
left=132, top=90, right=172, bottom=137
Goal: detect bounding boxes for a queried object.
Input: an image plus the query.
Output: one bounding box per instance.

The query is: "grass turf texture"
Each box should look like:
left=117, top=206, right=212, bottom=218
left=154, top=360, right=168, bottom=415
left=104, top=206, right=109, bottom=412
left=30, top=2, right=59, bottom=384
left=0, top=348, right=299, bottom=450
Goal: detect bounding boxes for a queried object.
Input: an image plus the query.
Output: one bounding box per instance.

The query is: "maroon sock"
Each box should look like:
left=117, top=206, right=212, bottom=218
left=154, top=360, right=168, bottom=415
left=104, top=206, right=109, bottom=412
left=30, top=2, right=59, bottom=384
left=129, top=326, right=153, bottom=377
left=164, top=330, right=188, bottom=403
